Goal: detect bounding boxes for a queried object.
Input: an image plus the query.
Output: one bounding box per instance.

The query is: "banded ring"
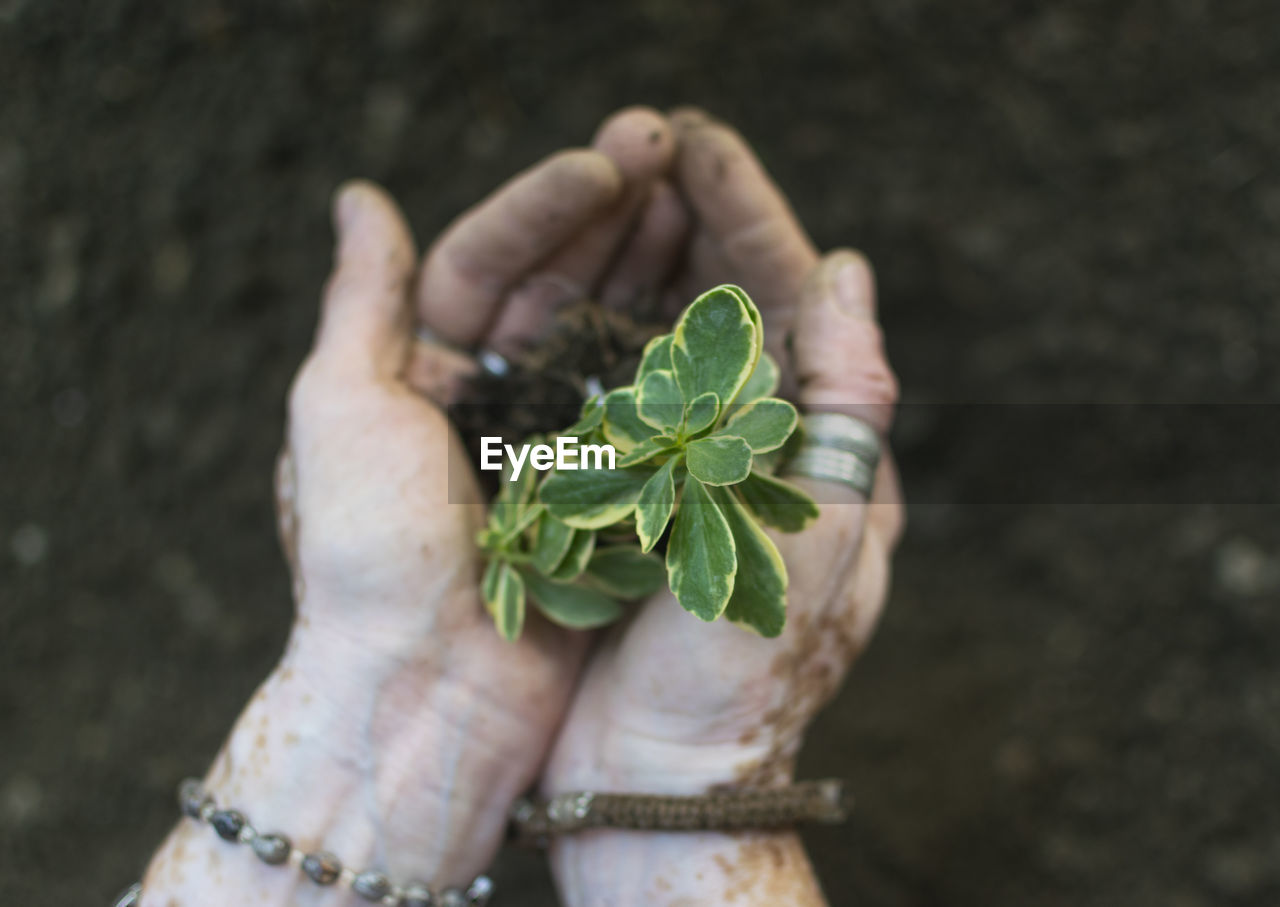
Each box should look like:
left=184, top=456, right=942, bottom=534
left=112, top=883, right=142, bottom=907
left=781, top=412, right=882, bottom=498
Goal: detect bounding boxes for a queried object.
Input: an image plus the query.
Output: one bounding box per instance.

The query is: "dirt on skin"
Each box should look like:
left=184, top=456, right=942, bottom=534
left=3, top=2, right=1280, bottom=906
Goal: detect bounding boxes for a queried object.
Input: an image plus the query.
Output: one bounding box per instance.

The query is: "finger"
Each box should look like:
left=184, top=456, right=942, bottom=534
left=313, top=180, right=417, bottom=378
left=402, top=337, right=479, bottom=406
left=599, top=179, right=692, bottom=314
left=768, top=249, right=898, bottom=617
left=842, top=453, right=905, bottom=649
left=486, top=107, right=676, bottom=353
left=416, top=149, right=622, bottom=347
left=792, top=249, right=898, bottom=436
left=658, top=227, right=732, bottom=322
left=669, top=108, right=818, bottom=344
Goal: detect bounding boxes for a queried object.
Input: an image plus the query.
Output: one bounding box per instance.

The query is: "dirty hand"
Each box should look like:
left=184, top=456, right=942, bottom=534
left=543, top=111, right=905, bottom=906
left=140, top=107, right=676, bottom=901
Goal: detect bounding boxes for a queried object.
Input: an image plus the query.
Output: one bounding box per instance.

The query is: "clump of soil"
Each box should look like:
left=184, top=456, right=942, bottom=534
left=450, top=299, right=665, bottom=493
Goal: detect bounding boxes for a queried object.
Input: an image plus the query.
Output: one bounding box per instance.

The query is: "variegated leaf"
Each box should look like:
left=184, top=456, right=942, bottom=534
left=617, top=435, right=678, bottom=468
left=531, top=514, right=575, bottom=575
left=712, top=487, right=787, bottom=637
left=540, top=464, right=655, bottom=529
left=636, top=333, right=674, bottom=383
left=666, top=478, right=736, bottom=621
left=563, top=395, right=604, bottom=436
left=602, top=387, right=653, bottom=452
left=584, top=546, right=666, bottom=599
left=685, top=435, right=753, bottom=486
left=636, top=369, right=683, bottom=434
left=719, top=398, right=798, bottom=453
left=737, top=351, right=780, bottom=404
left=735, top=471, right=819, bottom=533
left=491, top=562, right=526, bottom=641
left=671, top=286, right=758, bottom=407
left=524, top=571, right=623, bottom=629
left=549, top=528, right=596, bottom=581
left=636, top=455, right=681, bottom=552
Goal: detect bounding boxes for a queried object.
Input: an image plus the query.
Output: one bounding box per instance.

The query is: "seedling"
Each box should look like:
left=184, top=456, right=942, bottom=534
left=478, top=285, right=819, bottom=639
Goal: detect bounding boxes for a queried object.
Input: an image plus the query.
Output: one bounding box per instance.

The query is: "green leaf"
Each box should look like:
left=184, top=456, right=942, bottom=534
left=736, top=471, right=819, bottom=533
left=737, top=351, right=780, bottom=404
left=489, top=499, right=517, bottom=533
left=549, top=528, right=596, bottom=581
left=602, top=387, right=654, bottom=452
left=682, top=391, right=720, bottom=437
left=636, top=455, right=681, bottom=552
left=719, top=398, right=798, bottom=453
left=531, top=514, right=575, bottom=575
left=584, top=546, right=666, bottom=599
left=563, top=396, right=604, bottom=436
left=616, top=435, right=677, bottom=467
left=482, top=558, right=501, bottom=604
left=671, top=286, right=758, bottom=407
left=636, top=333, right=674, bottom=382
left=540, top=464, right=656, bottom=529
left=490, top=562, right=526, bottom=641
left=735, top=285, right=766, bottom=372
left=712, top=488, right=787, bottom=637
left=666, top=478, right=737, bottom=620
left=504, top=500, right=544, bottom=540
left=752, top=423, right=804, bottom=476
left=686, top=435, right=753, bottom=486
left=476, top=527, right=502, bottom=552
left=636, top=369, right=683, bottom=434
left=524, top=570, right=623, bottom=629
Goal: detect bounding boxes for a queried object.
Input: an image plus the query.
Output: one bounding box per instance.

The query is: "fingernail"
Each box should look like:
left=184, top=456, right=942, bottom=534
left=833, top=258, right=873, bottom=319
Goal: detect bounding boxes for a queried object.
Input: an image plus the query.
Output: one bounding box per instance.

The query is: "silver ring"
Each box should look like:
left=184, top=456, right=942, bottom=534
left=414, top=324, right=511, bottom=379
left=801, top=412, right=881, bottom=460
left=112, top=883, right=142, bottom=907
left=781, top=412, right=882, bottom=498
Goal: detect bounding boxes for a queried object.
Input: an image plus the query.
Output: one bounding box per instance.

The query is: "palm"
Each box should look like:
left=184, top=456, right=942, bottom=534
left=537, top=110, right=903, bottom=793
left=411, top=106, right=900, bottom=793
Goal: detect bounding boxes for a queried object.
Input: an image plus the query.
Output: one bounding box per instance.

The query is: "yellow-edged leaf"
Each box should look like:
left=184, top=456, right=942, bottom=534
left=671, top=286, right=758, bottom=407
left=712, top=487, right=787, bottom=637
left=686, top=435, right=753, bottom=486
left=666, top=478, right=736, bottom=621
left=719, top=398, right=798, bottom=453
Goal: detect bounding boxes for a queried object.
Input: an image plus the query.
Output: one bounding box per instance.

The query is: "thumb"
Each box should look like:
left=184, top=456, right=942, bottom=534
left=312, top=180, right=417, bottom=378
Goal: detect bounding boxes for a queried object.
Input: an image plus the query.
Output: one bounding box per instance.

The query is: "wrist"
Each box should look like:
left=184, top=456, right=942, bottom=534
left=545, top=686, right=800, bottom=799
left=550, top=830, right=826, bottom=907
left=142, top=620, right=529, bottom=903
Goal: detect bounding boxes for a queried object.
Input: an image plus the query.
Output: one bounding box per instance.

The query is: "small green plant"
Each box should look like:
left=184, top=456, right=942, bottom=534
left=478, top=285, right=819, bottom=640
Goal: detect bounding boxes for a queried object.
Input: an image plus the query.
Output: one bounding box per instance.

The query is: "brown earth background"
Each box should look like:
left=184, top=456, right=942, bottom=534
left=3, top=1, right=1279, bottom=905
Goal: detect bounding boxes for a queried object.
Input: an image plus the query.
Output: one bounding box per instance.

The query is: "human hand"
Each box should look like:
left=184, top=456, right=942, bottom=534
left=542, top=111, right=904, bottom=905
left=141, top=108, right=678, bottom=902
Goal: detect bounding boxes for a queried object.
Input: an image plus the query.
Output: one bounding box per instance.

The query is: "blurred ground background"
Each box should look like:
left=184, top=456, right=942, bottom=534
left=3, top=1, right=1279, bottom=905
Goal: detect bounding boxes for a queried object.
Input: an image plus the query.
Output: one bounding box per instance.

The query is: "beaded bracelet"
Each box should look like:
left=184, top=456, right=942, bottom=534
left=113, top=778, right=494, bottom=907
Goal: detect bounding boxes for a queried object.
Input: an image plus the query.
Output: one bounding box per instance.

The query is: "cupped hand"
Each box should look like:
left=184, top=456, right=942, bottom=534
left=540, top=112, right=904, bottom=904
left=261, top=109, right=679, bottom=876
left=142, top=108, right=684, bottom=902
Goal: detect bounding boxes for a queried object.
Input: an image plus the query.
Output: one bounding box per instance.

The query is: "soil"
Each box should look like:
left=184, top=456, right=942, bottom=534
left=451, top=299, right=658, bottom=494
left=3, top=2, right=1279, bottom=906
